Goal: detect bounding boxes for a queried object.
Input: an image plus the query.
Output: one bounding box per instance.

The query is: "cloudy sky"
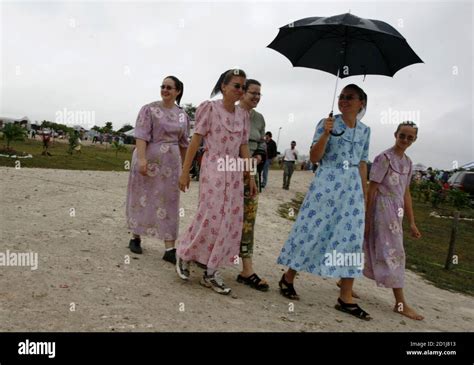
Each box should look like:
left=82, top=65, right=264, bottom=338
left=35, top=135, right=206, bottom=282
left=1, top=0, right=472, bottom=169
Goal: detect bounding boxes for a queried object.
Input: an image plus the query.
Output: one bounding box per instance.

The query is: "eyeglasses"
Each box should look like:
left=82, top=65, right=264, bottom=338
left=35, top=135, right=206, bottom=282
left=338, top=94, right=359, bottom=101
left=247, top=91, right=262, bottom=97
left=232, top=83, right=244, bottom=90
left=161, top=85, right=176, bottom=90
left=397, top=133, right=416, bottom=142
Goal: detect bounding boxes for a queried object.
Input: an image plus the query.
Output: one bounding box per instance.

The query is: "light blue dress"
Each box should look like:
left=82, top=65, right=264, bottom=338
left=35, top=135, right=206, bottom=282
left=277, top=114, right=370, bottom=278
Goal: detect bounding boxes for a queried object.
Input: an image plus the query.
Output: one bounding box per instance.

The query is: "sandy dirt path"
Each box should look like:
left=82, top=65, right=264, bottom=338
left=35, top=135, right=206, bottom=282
left=1, top=167, right=472, bottom=332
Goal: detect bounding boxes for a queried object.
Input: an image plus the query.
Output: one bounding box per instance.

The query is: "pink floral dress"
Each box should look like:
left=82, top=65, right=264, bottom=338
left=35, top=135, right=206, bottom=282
left=177, top=100, right=250, bottom=270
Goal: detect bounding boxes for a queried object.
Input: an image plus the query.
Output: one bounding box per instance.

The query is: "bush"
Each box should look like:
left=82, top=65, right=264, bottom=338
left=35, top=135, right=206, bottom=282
left=1, top=123, right=27, bottom=149
left=447, top=189, right=471, bottom=209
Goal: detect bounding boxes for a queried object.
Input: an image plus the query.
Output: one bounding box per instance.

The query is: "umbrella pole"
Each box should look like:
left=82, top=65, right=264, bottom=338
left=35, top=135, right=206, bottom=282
left=328, top=68, right=345, bottom=136
left=329, top=68, right=340, bottom=118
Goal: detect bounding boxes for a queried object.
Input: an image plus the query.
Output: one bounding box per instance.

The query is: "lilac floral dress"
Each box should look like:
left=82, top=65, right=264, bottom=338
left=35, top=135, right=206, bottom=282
left=363, top=147, right=413, bottom=288
left=177, top=100, right=250, bottom=270
left=126, top=101, right=190, bottom=240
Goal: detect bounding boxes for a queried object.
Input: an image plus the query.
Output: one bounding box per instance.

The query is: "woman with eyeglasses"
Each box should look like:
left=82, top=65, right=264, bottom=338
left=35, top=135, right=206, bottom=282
left=363, top=121, right=423, bottom=320
left=236, top=79, right=269, bottom=291
left=277, top=84, right=372, bottom=320
left=176, top=69, right=257, bottom=295
left=126, top=76, right=190, bottom=265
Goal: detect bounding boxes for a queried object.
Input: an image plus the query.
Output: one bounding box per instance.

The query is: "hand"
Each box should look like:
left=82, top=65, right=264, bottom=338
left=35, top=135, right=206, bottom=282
left=249, top=176, right=257, bottom=197
left=179, top=172, right=191, bottom=192
left=254, top=155, right=262, bottom=164
left=138, top=158, right=148, bottom=176
left=323, top=115, right=335, bottom=136
left=410, top=223, right=422, bottom=238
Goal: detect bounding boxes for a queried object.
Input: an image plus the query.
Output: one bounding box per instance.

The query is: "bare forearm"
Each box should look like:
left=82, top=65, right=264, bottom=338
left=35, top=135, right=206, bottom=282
left=240, top=144, right=253, bottom=177
left=404, top=190, right=415, bottom=225
left=179, top=147, right=187, bottom=165
left=136, top=139, right=147, bottom=160
left=365, top=182, right=378, bottom=220
left=240, top=144, right=251, bottom=159
left=182, top=134, right=202, bottom=172
left=310, top=134, right=329, bottom=163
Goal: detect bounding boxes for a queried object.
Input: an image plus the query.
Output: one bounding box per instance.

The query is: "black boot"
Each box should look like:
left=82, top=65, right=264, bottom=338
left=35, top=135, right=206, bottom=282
left=129, top=238, right=142, bottom=254
left=162, top=248, right=176, bottom=264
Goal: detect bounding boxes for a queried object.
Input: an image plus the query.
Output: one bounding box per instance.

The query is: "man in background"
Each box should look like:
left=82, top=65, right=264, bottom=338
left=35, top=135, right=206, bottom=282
left=262, top=131, right=277, bottom=189
left=282, top=141, right=298, bottom=190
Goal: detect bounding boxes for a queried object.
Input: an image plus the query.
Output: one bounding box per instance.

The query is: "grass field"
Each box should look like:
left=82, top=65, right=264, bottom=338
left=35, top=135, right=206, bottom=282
left=0, top=139, right=133, bottom=171
left=278, top=192, right=474, bottom=296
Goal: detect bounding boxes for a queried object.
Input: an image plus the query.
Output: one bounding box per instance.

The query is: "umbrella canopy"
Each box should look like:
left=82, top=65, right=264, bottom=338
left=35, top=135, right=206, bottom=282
left=267, top=12, right=423, bottom=78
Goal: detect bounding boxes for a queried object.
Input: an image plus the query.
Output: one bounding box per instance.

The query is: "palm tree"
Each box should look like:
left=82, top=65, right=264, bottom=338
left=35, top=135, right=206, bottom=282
left=111, top=140, right=127, bottom=157
left=67, top=131, right=80, bottom=155
left=1, top=123, right=27, bottom=149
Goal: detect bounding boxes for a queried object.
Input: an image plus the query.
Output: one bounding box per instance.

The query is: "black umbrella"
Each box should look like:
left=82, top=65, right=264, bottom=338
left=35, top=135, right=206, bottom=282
left=267, top=12, right=423, bottom=130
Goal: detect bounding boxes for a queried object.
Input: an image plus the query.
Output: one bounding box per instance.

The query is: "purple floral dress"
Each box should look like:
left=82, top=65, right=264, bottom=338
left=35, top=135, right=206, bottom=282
left=363, top=147, right=413, bottom=288
left=126, top=101, right=189, bottom=240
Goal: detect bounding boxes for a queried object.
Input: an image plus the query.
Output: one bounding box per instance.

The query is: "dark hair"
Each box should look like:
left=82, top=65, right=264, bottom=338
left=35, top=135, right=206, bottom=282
left=210, top=69, right=247, bottom=98
left=164, top=75, right=184, bottom=106
left=343, top=83, right=367, bottom=111
left=265, top=131, right=272, bottom=137
left=244, top=79, right=261, bottom=91
left=291, top=141, right=296, bottom=144
left=395, top=121, right=419, bottom=136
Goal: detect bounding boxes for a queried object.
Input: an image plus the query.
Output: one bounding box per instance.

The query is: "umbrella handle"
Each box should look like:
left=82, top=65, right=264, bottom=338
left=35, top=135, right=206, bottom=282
left=328, top=111, right=344, bottom=136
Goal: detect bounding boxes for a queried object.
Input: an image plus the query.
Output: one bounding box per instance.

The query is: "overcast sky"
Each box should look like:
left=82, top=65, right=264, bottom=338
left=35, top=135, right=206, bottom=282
left=1, top=0, right=473, bottom=169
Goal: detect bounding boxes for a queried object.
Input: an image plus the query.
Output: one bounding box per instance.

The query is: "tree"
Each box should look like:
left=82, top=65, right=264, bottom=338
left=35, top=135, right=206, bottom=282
left=41, top=120, right=73, bottom=135
left=1, top=123, right=27, bottom=149
left=67, top=130, right=80, bottom=155
left=102, top=122, right=114, bottom=134
left=111, top=140, right=127, bottom=157
left=117, top=124, right=133, bottom=133
left=183, top=103, right=197, bottom=121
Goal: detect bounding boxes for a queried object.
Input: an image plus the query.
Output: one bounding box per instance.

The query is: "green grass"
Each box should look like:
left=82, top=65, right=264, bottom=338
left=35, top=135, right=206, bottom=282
left=0, top=139, right=133, bottom=171
left=278, top=192, right=305, bottom=222
left=403, top=201, right=474, bottom=296
left=278, top=192, right=474, bottom=296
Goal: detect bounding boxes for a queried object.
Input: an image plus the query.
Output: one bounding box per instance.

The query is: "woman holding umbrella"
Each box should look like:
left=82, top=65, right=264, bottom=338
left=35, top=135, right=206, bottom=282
left=277, top=84, right=372, bottom=320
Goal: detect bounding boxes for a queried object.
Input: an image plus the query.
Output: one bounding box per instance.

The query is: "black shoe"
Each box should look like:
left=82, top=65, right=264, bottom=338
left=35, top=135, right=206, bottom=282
left=194, top=261, right=207, bottom=270
left=129, top=238, right=142, bottom=254
left=162, top=248, right=177, bottom=264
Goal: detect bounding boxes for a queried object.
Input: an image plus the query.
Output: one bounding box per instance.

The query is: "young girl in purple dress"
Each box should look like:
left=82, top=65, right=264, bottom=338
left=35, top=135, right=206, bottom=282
left=126, top=76, right=189, bottom=264
left=363, top=121, right=423, bottom=320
